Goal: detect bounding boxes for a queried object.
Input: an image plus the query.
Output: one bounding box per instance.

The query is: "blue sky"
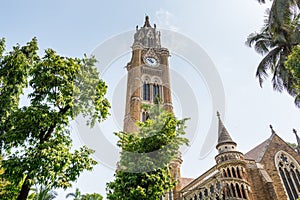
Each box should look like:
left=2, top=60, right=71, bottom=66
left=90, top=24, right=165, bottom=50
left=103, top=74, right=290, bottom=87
left=2, top=0, right=300, bottom=199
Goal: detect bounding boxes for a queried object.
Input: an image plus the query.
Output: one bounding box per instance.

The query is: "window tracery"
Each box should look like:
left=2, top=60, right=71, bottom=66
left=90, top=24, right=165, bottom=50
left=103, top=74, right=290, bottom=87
left=275, top=151, right=300, bottom=200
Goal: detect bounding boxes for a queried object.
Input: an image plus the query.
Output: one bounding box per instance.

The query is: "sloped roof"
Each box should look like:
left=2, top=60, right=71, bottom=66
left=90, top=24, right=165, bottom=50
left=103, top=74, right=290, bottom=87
left=244, top=134, right=275, bottom=162
left=180, top=177, right=195, bottom=189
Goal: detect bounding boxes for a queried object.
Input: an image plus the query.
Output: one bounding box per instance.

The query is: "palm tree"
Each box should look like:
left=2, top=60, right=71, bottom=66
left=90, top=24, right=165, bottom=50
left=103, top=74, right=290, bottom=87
left=27, top=185, right=57, bottom=200
left=66, top=188, right=82, bottom=200
left=247, top=1, right=300, bottom=99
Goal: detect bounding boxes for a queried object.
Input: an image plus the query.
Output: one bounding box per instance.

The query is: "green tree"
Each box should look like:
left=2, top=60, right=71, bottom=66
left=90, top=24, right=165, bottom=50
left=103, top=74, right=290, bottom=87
left=285, top=46, right=300, bottom=105
left=106, top=104, right=189, bottom=200
left=0, top=156, right=23, bottom=199
left=27, top=185, right=57, bottom=200
left=248, top=0, right=300, bottom=106
left=0, top=38, right=110, bottom=200
left=246, top=12, right=300, bottom=93
left=81, top=193, right=103, bottom=200
left=66, top=188, right=82, bottom=200
left=255, top=0, right=300, bottom=33
left=66, top=188, right=103, bottom=200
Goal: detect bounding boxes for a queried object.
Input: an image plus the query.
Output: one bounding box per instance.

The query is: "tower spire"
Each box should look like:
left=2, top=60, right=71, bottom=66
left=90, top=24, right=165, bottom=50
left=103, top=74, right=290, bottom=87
left=216, top=112, right=236, bottom=149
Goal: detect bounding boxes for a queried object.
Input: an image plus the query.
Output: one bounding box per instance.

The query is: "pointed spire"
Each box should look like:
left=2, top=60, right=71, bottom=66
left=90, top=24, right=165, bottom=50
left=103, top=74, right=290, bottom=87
left=293, top=129, right=300, bottom=153
left=143, top=15, right=151, bottom=27
left=216, top=112, right=236, bottom=148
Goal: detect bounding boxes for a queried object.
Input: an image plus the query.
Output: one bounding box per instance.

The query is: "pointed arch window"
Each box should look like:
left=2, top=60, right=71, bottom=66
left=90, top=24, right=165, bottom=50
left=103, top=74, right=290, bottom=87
left=193, top=194, right=197, bottom=200
left=236, top=184, right=242, bottom=198
left=275, top=151, right=300, bottom=200
left=153, top=84, right=160, bottom=103
left=199, top=192, right=203, bottom=200
left=237, top=167, right=242, bottom=179
left=204, top=188, right=208, bottom=197
left=143, top=83, right=150, bottom=101
left=231, top=183, right=236, bottom=198
left=241, top=185, right=247, bottom=199
left=232, top=167, right=237, bottom=178
left=142, top=111, right=149, bottom=122
left=227, top=168, right=231, bottom=178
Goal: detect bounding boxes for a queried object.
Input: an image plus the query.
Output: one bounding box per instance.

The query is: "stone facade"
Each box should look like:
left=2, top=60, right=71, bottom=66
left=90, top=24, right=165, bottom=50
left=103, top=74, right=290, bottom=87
left=178, top=123, right=300, bottom=200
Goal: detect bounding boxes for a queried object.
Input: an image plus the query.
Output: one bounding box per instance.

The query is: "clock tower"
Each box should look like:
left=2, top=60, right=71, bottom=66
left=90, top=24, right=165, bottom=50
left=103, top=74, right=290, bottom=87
left=124, top=16, right=173, bottom=133
left=123, top=16, right=182, bottom=199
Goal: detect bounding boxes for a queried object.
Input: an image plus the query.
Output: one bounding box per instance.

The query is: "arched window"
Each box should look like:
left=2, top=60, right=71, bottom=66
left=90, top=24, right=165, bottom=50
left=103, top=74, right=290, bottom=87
left=275, top=151, right=300, bottom=200
left=279, top=167, right=294, bottom=199
left=291, top=168, right=300, bottom=191
left=143, top=83, right=150, bottom=100
left=241, top=185, right=247, bottom=199
left=142, top=111, right=149, bottom=122
left=204, top=188, right=208, bottom=197
left=227, top=168, right=231, bottom=178
left=236, top=184, right=242, bottom=198
left=232, top=167, right=237, bottom=178
left=199, top=192, right=203, bottom=200
left=224, top=184, right=231, bottom=198
left=153, top=84, right=160, bottom=102
left=193, top=194, right=197, bottom=200
left=231, top=183, right=236, bottom=198
left=210, top=184, right=214, bottom=194
left=284, top=168, right=298, bottom=198
left=237, top=167, right=242, bottom=179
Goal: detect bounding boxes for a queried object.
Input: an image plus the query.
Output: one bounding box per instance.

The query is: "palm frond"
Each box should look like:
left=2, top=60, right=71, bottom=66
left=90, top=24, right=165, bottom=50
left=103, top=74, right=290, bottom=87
left=257, top=0, right=266, bottom=3
left=256, top=47, right=282, bottom=86
left=295, top=94, right=300, bottom=107
left=269, top=0, right=292, bottom=27
left=272, top=73, right=284, bottom=92
left=246, top=32, right=272, bottom=55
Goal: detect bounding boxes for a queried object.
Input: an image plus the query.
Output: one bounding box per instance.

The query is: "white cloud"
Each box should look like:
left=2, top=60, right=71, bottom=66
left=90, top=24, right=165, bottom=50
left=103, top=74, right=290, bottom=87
left=155, top=9, right=179, bottom=31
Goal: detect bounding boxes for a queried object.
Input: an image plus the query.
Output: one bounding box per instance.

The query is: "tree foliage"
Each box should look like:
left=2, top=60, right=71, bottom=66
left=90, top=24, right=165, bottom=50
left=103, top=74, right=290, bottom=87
left=248, top=0, right=300, bottom=106
left=106, top=104, right=189, bottom=200
left=0, top=156, right=23, bottom=198
left=81, top=193, right=103, bottom=200
left=27, top=185, right=57, bottom=200
left=0, top=38, right=110, bottom=200
left=66, top=188, right=103, bottom=200
left=285, top=46, right=300, bottom=106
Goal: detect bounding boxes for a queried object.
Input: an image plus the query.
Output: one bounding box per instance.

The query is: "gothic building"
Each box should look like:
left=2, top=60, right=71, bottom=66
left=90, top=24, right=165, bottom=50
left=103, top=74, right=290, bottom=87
left=179, top=118, right=300, bottom=200
left=123, top=16, right=300, bottom=200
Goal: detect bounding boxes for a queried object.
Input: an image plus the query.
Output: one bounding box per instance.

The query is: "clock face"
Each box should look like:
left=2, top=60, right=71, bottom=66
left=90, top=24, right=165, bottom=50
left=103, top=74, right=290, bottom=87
left=145, top=57, right=158, bottom=66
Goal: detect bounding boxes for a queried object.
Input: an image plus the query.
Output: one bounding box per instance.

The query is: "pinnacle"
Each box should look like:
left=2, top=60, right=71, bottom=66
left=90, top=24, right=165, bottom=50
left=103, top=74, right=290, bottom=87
left=216, top=112, right=236, bottom=148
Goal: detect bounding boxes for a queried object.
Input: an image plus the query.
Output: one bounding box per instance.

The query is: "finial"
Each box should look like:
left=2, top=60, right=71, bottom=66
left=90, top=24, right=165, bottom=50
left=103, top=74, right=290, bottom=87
left=293, top=129, right=300, bottom=154
left=216, top=111, right=222, bottom=124
left=143, top=15, right=151, bottom=27
left=136, top=25, right=138, bottom=31
left=270, top=124, right=275, bottom=134
left=293, top=129, right=298, bottom=135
